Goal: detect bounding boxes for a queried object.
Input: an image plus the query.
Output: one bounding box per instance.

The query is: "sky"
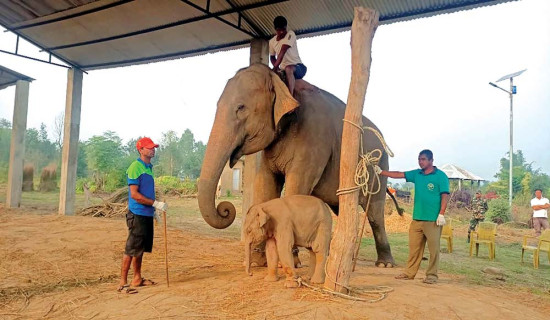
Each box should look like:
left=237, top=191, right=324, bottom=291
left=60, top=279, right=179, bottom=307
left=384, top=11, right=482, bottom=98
left=0, top=0, right=549, bottom=182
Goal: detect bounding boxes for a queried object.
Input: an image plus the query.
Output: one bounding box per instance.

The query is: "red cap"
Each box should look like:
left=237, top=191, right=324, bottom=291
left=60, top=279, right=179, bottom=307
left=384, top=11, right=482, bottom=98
left=136, top=137, right=159, bottom=150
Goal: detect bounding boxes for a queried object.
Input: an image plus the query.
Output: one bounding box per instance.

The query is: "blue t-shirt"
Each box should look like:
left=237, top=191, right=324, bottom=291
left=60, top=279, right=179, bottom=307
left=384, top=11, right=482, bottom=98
left=405, top=167, right=450, bottom=221
left=127, top=158, right=155, bottom=216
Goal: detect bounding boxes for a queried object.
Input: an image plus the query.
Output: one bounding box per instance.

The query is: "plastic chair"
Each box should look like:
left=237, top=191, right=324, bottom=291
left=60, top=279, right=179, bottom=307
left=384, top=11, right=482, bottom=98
left=521, top=229, right=550, bottom=269
left=441, top=218, right=453, bottom=253
left=469, top=222, right=497, bottom=260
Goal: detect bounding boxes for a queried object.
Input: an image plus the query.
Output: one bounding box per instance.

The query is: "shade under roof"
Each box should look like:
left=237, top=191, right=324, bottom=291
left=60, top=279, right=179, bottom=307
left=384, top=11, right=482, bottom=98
left=0, top=0, right=516, bottom=71
left=0, top=65, right=34, bottom=91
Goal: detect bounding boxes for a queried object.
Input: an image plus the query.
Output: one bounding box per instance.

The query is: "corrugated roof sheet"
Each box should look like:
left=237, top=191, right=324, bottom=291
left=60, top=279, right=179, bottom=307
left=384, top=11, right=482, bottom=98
left=0, top=0, right=517, bottom=70
left=0, top=65, right=34, bottom=90
left=440, top=164, right=485, bottom=181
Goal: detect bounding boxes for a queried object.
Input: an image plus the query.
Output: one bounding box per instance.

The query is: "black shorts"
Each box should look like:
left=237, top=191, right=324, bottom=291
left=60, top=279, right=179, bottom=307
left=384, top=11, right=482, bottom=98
left=124, top=211, right=154, bottom=257
left=294, top=63, right=307, bottom=79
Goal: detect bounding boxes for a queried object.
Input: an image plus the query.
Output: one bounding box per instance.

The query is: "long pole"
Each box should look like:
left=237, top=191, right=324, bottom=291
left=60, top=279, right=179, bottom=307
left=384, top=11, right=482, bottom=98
left=508, top=78, right=513, bottom=208
left=163, top=210, right=169, bottom=287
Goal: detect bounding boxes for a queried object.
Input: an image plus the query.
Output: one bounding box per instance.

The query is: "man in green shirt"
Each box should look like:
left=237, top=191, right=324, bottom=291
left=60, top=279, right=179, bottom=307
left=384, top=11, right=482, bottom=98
left=375, top=149, right=449, bottom=284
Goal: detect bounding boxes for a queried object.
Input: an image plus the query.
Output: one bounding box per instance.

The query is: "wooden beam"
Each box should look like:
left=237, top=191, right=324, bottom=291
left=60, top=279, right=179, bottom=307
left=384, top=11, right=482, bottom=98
left=324, top=7, right=379, bottom=293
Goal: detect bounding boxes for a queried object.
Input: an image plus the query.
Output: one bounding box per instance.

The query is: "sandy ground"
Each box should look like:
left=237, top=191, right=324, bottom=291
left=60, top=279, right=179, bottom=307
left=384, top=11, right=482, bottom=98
left=1, top=207, right=549, bottom=320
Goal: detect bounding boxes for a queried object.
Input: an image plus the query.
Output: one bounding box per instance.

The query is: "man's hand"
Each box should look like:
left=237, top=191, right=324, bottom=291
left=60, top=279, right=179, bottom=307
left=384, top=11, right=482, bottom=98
left=436, top=214, right=446, bottom=226
left=153, top=200, right=167, bottom=212
left=153, top=211, right=161, bottom=223
left=373, top=165, right=382, bottom=175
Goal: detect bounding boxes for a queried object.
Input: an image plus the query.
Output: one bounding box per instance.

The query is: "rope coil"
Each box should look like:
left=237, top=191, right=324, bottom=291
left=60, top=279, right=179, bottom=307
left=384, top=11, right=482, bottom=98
left=336, top=119, right=393, bottom=197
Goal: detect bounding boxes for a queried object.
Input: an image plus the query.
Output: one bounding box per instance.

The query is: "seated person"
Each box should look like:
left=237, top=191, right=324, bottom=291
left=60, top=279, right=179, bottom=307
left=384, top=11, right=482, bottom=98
left=269, top=16, right=307, bottom=96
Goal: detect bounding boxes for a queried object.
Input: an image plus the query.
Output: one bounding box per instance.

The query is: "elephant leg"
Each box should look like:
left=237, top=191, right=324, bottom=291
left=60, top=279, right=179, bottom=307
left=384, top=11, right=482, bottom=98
left=248, top=162, right=283, bottom=268
left=253, top=159, right=283, bottom=205
left=365, top=194, right=395, bottom=268
left=276, top=238, right=298, bottom=288
left=311, top=251, right=327, bottom=284
left=264, top=238, right=279, bottom=282
left=306, top=249, right=316, bottom=280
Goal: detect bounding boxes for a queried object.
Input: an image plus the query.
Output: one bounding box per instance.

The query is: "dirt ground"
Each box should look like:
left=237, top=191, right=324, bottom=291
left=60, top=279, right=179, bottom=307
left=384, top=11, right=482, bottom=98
left=1, top=204, right=550, bottom=320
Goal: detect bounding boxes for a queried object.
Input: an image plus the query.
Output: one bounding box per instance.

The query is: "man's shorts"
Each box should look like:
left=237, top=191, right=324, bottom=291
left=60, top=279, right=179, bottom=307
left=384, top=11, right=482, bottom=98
left=124, top=211, right=154, bottom=257
left=294, top=63, right=307, bottom=79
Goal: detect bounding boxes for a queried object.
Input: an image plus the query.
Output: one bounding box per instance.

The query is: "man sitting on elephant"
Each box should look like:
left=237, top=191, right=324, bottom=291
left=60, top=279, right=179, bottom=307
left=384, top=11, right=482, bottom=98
left=269, top=15, right=307, bottom=96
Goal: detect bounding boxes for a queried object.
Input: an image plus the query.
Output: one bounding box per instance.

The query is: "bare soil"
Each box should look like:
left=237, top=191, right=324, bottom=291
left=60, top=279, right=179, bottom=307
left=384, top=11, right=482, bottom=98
left=1, top=202, right=549, bottom=320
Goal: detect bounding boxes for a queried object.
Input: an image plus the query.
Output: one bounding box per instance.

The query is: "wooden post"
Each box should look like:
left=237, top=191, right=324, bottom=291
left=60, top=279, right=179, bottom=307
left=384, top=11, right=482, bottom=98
left=6, top=80, right=30, bottom=208
left=242, top=38, right=268, bottom=240
left=324, top=7, right=379, bottom=293
left=59, top=68, right=83, bottom=216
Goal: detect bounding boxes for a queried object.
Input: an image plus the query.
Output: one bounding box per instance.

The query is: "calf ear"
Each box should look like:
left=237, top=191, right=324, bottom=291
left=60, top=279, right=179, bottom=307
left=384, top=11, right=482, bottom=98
left=258, top=207, right=270, bottom=228
left=271, top=72, right=299, bottom=128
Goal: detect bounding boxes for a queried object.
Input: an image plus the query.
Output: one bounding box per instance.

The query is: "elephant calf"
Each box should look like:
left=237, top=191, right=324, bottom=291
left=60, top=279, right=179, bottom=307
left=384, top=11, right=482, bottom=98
left=244, top=195, right=333, bottom=287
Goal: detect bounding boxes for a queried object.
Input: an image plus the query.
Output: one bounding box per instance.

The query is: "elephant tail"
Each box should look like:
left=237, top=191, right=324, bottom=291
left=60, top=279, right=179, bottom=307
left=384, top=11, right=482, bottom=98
left=386, top=188, right=404, bottom=216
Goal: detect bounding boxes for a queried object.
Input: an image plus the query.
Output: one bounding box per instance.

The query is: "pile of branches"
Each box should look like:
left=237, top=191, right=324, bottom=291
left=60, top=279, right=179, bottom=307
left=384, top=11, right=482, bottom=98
left=78, top=188, right=128, bottom=218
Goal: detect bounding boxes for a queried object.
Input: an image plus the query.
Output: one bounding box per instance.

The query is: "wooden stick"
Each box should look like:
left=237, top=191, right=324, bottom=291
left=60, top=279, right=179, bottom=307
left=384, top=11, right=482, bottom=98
left=163, top=210, right=169, bottom=287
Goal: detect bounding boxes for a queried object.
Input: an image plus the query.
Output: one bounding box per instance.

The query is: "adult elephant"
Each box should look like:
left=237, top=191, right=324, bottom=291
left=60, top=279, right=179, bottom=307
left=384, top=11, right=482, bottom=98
left=198, top=64, right=394, bottom=266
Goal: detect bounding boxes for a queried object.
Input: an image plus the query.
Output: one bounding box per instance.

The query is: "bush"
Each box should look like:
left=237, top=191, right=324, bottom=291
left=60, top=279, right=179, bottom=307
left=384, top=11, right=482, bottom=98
left=155, top=176, right=197, bottom=195
left=485, top=198, right=511, bottom=224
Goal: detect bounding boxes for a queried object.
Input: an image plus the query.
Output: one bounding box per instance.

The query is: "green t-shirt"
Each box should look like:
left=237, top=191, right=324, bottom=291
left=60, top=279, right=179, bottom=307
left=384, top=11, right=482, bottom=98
left=405, top=167, right=450, bottom=221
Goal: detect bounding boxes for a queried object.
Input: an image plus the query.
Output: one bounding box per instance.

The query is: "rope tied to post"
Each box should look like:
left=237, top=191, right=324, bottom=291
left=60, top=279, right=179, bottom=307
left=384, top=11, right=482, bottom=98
left=336, top=119, right=394, bottom=197
left=290, top=259, right=394, bottom=303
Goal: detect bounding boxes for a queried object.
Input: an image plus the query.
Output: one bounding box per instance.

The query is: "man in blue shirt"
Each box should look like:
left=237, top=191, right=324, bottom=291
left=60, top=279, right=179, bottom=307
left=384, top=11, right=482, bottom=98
left=375, top=149, right=449, bottom=284
left=118, top=137, right=167, bottom=293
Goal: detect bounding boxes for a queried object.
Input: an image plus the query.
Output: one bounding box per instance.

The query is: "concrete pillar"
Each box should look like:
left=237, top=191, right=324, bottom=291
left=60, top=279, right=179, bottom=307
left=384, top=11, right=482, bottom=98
left=242, top=39, right=269, bottom=218
left=59, top=68, right=83, bottom=215
left=6, top=80, right=30, bottom=208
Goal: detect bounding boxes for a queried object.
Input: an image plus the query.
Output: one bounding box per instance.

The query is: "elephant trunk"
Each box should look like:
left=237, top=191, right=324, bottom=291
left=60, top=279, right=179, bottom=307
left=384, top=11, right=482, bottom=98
left=198, top=119, right=238, bottom=229
left=245, top=241, right=252, bottom=276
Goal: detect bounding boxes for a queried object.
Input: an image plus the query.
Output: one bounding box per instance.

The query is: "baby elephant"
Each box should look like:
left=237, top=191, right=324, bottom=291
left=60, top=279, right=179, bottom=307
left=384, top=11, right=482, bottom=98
left=244, top=195, right=333, bottom=287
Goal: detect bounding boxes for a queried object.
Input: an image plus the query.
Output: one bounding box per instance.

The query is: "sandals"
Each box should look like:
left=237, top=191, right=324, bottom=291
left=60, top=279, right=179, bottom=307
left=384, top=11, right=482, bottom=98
left=395, top=273, right=413, bottom=280
left=134, top=278, right=157, bottom=287
left=117, top=284, right=138, bottom=294
left=422, top=277, right=437, bottom=284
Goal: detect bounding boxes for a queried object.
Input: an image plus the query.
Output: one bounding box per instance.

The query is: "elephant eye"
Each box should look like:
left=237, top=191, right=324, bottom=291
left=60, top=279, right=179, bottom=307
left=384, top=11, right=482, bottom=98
left=237, top=104, right=245, bottom=111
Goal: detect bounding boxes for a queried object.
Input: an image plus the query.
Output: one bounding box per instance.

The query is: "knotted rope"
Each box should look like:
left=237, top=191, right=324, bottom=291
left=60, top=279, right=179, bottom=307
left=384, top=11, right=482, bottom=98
left=336, top=119, right=394, bottom=197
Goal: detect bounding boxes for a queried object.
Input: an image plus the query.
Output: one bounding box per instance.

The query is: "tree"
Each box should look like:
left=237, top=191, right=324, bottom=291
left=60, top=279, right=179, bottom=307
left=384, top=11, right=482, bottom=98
left=488, top=150, right=550, bottom=203
left=157, top=130, right=181, bottom=176
left=52, top=112, right=64, bottom=151
left=84, top=131, right=127, bottom=190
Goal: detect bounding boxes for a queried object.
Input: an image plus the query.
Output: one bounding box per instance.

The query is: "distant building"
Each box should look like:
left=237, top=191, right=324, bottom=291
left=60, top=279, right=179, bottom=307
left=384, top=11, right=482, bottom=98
left=219, top=158, right=244, bottom=197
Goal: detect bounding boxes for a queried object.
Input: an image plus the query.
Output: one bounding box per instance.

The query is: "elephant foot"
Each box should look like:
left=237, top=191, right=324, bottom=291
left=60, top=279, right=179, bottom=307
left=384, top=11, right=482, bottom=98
left=264, top=274, right=279, bottom=282
left=284, top=278, right=300, bottom=288
left=375, top=260, right=395, bottom=268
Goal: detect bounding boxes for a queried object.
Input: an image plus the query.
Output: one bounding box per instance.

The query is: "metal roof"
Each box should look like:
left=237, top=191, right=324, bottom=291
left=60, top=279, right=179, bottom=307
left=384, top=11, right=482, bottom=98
left=440, top=164, right=485, bottom=181
left=0, top=65, right=34, bottom=90
left=0, top=0, right=516, bottom=71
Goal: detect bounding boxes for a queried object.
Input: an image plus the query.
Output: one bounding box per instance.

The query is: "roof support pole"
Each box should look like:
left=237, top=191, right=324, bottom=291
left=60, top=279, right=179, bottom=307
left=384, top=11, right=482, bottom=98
left=241, top=38, right=269, bottom=239
left=324, top=7, right=379, bottom=293
left=58, top=68, right=83, bottom=216
left=6, top=80, right=30, bottom=208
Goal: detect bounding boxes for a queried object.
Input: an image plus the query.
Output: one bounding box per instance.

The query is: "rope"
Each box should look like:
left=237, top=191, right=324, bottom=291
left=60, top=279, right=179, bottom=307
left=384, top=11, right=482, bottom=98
left=336, top=119, right=394, bottom=197
left=290, top=258, right=394, bottom=303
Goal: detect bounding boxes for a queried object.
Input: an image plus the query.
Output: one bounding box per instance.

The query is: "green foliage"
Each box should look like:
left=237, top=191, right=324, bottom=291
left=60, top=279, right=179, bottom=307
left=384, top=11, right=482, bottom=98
left=155, top=176, right=197, bottom=195
left=487, top=150, right=550, bottom=204
left=485, top=198, right=511, bottom=224
left=155, top=129, right=205, bottom=179
left=0, top=120, right=205, bottom=192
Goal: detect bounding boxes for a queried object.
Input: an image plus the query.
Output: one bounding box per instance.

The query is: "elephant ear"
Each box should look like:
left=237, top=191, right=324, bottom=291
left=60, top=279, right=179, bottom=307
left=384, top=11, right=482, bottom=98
left=271, top=72, right=300, bottom=128
left=258, top=207, right=270, bottom=228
